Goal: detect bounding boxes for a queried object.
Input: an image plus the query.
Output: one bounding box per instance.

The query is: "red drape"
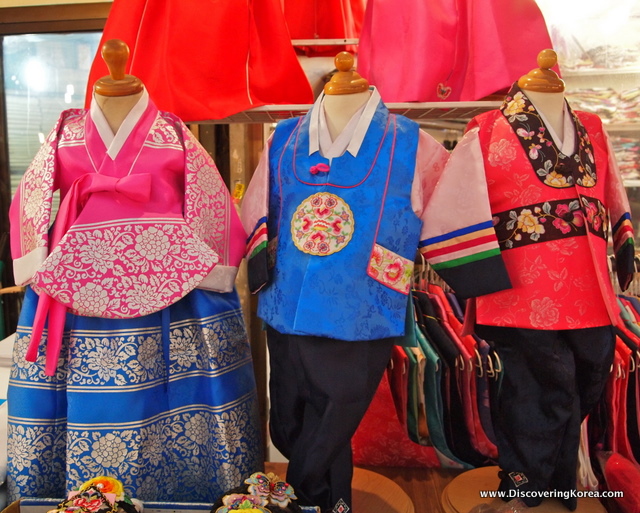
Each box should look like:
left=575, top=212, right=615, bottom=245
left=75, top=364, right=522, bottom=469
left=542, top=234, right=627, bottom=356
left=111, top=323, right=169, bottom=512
left=86, top=0, right=314, bottom=122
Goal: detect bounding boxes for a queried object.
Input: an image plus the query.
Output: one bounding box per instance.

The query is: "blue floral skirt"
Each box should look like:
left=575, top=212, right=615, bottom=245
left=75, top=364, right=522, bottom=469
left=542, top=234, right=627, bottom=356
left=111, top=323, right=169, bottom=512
left=7, top=286, right=263, bottom=503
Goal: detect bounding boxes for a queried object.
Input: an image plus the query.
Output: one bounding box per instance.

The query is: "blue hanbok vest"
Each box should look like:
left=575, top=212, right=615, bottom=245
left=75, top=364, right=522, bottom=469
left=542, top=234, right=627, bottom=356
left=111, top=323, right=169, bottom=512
left=258, top=102, right=421, bottom=341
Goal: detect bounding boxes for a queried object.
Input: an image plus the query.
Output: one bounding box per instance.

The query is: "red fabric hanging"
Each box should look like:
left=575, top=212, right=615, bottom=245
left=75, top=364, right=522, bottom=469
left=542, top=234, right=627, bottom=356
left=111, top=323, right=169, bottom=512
left=428, top=285, right=498, bottom=461
left=601, top=452, right=640, bottom=513
left=86, top=0, right=314, bottom=122
left=607, top=340, right=639, bottom=466
left=357, top=0, right=556, bottom=102
left=352, top=371, right=441, bottom=468
left=282, top=0, right=366, bottom=57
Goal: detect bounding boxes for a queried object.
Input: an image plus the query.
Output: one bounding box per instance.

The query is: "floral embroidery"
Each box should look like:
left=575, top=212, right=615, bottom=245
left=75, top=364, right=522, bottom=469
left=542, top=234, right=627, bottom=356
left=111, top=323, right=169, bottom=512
left=245, top=472, right=297, bottom=507
left=367, top=243, right=413, bottom=295
left=291, top=193, right=354, bottom=256
left=9, top=308, right=261, bottom=503
left=544, top=170, right=569, bottom=188
left=500, top=84, right=597, bottom=188
left=503, top=91, right=527, bottom=117
left=214, top=472, right=297, bottom=512
left=146, top=113, right=183, bottom=150
left=9, top=308, right=252, bottom=386
left=436, top=82, right=452, bottom=99
left=15, top=113, right=82, bottom=258
left=80, top=477, right=125, bottom=499
left=215, top=495, right=270, bottom=513
left=493, top=196, right=607, bottom=250
left=31, top=221, right=218, bottom=318
left=177, top=116, right=230, bottom=260
left=55, top=486, right=116, bottom=513
left=516, top=128, right=535, bottom=140
left=135, top=227, right=171, bottom=260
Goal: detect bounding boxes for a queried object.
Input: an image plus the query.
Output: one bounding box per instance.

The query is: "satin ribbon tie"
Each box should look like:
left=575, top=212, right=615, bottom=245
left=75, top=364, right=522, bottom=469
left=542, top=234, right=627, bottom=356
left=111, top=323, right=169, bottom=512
left=27, top=173, right=152, bottom=376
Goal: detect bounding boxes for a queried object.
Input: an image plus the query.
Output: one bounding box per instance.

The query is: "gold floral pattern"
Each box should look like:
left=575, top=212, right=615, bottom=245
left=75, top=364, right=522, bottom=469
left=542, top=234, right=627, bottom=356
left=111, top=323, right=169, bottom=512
left=503, top=91, right=527, bottom=117
left=493, top=196, right=607, bottom=250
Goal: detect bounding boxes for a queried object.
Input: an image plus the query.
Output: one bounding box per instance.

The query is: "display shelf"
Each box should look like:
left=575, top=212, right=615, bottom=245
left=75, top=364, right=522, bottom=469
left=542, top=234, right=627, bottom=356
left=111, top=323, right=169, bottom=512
left=604, top=123, right=640, bottom=133
left=292, top=38, right=359, bottom=46
left=562, top=68, right=640, bottom=77
left=197, top=101, right=502, bottom=125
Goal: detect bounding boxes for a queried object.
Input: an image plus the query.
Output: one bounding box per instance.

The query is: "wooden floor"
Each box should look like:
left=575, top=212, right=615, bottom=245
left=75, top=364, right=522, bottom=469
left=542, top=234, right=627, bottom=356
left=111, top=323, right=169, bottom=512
left=359, top=465, right=465, bottom=513
left=264, top=464, right=619, bottom=513
left=265, top=461, right=464, bottom=513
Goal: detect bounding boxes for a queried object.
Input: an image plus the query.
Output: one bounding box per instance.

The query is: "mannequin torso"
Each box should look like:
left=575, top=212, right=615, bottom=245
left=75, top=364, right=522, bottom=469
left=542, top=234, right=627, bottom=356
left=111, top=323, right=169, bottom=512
left=321, top=51, right=371, bottom=141
left=517, top=48, right=566, bottom=143
left=525, top=90, right=565, bottom=142
left=323, top=90, right=371, bottom=141
left=92, top=39, right=145, bottom=134
left=94, top=91, right=144, bottom=134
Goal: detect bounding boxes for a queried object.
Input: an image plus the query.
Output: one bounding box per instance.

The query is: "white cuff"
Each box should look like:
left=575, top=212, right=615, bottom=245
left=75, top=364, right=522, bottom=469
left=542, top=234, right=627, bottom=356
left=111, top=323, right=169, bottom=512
left=12, top=247, right=47, bottom=286
left=197, top=264, right=239, bottom=293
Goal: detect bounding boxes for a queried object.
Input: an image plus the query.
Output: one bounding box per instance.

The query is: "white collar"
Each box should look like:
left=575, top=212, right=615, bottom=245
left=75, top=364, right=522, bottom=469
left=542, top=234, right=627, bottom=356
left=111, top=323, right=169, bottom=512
left=90, top=88, right=150, bottom=159
left=308, top=87, right=381, bottom=159
left=538, top=103, right=576, bottom=156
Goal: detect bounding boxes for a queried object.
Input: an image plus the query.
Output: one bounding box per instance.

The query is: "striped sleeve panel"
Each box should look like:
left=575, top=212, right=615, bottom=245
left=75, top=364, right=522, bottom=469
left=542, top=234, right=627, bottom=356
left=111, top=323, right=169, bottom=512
left=246, top=217, right=269, bottom=293
left=613, top=212, right=634, bottom=255
left=419, top=220, right=511, bottom=298
left=612, top=212, right=635, bottom=292
left=419, top=221, right=501, bottom=269
left=246, top=216, right=268, bottom=260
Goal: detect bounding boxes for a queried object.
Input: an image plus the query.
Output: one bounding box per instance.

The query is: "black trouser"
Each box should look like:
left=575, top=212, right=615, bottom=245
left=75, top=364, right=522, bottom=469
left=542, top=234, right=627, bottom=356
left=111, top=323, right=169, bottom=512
left=266, top=326, right=395, bottom=513
left=475, top=324, right=615, bottom=509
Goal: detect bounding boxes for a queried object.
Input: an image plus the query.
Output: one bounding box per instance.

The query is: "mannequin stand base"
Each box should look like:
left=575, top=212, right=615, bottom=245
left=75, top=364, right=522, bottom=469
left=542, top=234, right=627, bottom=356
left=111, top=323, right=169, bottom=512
left=265, top=462, right=415, bottom=513
left=441, top=467, right=606, bottom=513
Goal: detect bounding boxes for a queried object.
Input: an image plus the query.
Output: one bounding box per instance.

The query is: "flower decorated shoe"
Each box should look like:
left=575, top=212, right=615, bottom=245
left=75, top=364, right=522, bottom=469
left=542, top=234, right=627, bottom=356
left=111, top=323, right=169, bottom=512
left=212, top=472, right=319, bottom=513
left=48, top=476, right=142, bottom=513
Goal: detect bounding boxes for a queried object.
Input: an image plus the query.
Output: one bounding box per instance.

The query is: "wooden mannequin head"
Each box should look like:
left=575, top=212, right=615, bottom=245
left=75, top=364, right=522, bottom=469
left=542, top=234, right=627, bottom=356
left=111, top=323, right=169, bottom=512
left=93, top=39, right=144, bottom=97
left=324, top=52, right=369, bottom=95
left=321, top=52, right=371, bottom=140
left=517, top=49, right=565, bottom=93
left=92, top=39, right=145, bottom=134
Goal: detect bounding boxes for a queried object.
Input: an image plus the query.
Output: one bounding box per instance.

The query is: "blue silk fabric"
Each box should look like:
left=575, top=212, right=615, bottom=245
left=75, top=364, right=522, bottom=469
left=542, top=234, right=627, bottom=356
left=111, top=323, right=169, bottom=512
left=7, top=286, right=263, bottom=503
left=259, top=102, right=421, bottom=341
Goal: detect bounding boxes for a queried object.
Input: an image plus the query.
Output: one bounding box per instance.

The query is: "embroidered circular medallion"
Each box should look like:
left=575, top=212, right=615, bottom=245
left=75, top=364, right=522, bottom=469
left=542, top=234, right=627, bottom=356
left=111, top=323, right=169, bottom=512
left=291, top=192, right=354, bottom=256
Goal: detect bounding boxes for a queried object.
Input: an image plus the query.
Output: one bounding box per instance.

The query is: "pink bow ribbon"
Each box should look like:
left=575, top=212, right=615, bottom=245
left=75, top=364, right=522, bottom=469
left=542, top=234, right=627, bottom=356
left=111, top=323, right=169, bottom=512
left=77, top=173, right=153, bottom=205
left=310, top=163, right=330, bottom=175
left=26, top=172, right=152, bottom=376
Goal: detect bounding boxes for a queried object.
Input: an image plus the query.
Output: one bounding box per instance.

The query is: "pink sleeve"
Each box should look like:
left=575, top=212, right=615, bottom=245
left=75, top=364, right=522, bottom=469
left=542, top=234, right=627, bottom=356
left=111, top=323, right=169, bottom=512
left=240, top=134, right=272, bottom=293
left=603, top=127, right=635, bottom=290
left=10, top=115, right=62, bottom=285
left=410, top=129, right=450, bottom=227
left=241, top=134, right=271, bottom=242
left=181, top=121, right=247, bottom=292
